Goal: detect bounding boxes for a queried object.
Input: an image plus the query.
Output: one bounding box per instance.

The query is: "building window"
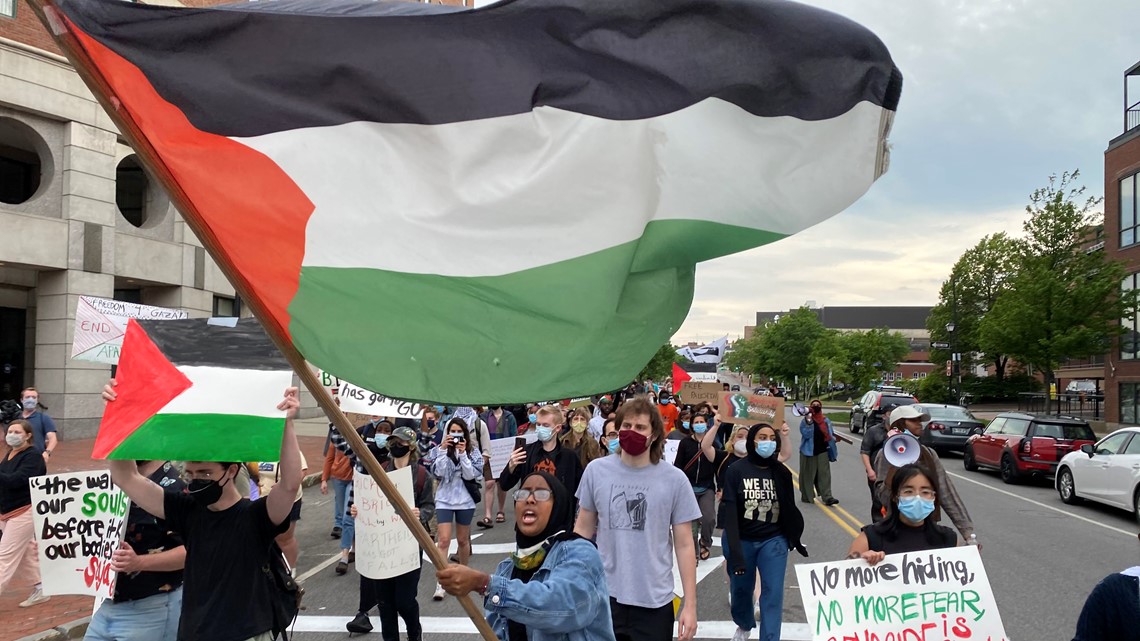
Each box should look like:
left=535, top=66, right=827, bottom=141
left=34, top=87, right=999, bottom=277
left=213, top=295, right=241, bottom=317
left=1122, top=174, right=1138, bottom=249
left=1123, top=273, right=1140, bottom=360
left=0, top=0, right=14, bottom=19
left=116, top=155, right=149, bottom=227
left=0, top=118, right=48, bottom=204
left=1121, top=383, right=1140, bottom=424
left=911, top=372, right=919, bottom=379
left=920, top=372, right=927, bottom=379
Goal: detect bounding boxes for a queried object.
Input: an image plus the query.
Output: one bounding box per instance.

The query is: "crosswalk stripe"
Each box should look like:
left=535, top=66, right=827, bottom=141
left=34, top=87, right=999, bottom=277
left=291, top=616, right=814, bottom=639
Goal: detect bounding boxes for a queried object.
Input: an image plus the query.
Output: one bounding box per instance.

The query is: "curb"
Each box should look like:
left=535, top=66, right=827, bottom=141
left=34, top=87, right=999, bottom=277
left=16, top=472, right=323, bottom=641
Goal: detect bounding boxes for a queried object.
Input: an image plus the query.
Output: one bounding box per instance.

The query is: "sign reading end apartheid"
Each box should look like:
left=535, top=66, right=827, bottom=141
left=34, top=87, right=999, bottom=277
left=354, top=466, right=419, bottom=580
left=29, top=471, right=130, bottom=599
left=678, top=382, right=723, bottom=406
left=71, top=295, right=188, bottom=364
left=795, top=546, right=1008, bottom=641
left=717, top=392, right=784, bottom=425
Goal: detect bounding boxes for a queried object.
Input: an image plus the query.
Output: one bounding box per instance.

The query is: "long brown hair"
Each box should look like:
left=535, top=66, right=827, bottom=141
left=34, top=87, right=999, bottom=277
left=614, top=396, right=665, bottom=464
left=561, top=411, right=603, bottom=467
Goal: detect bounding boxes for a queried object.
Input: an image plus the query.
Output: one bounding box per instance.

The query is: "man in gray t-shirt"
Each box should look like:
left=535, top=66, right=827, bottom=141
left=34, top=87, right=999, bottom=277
left=576, top=397, right=701, bottom=641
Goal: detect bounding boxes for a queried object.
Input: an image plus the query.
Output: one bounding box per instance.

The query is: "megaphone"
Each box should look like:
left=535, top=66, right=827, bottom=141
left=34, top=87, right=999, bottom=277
left=792, top=402, right=808, bottom=417
left=883, top=432, right=921, bottom=467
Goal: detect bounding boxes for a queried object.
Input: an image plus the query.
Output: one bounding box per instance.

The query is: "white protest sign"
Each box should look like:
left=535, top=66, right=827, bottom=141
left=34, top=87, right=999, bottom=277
left=795, top=546, right=1008, bottom=641
left=71, top=295, right=188, bottom=364
left=354, top=466, right=419, bottom=579
left=29, top=471, right=130, bottom=599
left=663, top=439, right=680, bottom=465
left=326, top=376, right=425, bottom=420
left=488, top=432, right=538, bottom=479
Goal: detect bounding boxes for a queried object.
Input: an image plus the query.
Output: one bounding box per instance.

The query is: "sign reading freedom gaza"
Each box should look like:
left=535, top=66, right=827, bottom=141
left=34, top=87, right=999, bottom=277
left=71, top=295, right=188, bottom=364
left=795, top=546, right=1008, bottom=641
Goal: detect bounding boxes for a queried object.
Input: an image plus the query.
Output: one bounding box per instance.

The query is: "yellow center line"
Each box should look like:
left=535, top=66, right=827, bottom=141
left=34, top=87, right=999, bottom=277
left=791, top=478, right=859, bottom=538
left=788, top=468, right=866, bottom=533
left=831, top=504, right=865, bottom=529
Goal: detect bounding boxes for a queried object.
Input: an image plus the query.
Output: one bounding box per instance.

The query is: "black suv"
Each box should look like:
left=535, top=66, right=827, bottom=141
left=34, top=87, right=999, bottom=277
left=850, top=390, right=918, bottom=434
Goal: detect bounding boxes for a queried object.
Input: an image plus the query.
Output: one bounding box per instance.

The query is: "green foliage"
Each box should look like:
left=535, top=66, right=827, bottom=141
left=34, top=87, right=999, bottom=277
left=837, top=328, right=911, bottom=393
left=917, top=372, right=953, bottom=404
left=639, top=342, right=684, bottom=381
left=752, top=308, right=827, bottom=384
left=960, top=372, right=1042, bottom=403
left=978, top=171, right=1139, bottom=390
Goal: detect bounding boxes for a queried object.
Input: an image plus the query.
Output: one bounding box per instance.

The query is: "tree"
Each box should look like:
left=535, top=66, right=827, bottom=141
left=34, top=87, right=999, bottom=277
left=927, top=232, right=1022, bottom=382
left=978, top=171, right=1140, bottom=404
left=751, top=308, right=827, bottom=391
left=638, top=342, right=684, bottom=381
left=838, top=328, right=911, bottom=393
left=725, top=334, right=762, bottom=375
left=805, top=330, right=848, bottom=398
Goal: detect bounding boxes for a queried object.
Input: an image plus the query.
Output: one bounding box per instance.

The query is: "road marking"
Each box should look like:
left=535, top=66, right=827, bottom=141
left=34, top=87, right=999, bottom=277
left=841, top=429, right=1138, bottom=539
left=831, top=503, right=866, bottom=530
left=291, top=615, right=814, bottom=639
left=788, top=469, right=862, bottom=535
left=422, top=532, right=484, bottom=561
left=671, top=549, right=726, bottom=598
left=296, top=553, right=342, bottom=585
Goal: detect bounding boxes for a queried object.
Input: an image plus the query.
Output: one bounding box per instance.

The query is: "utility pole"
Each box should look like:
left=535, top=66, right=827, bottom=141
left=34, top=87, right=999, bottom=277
left=946, top=276, right=959, bottom=405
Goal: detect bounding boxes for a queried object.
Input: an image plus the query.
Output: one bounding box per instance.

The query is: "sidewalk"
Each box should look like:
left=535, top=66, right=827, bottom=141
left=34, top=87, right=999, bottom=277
left=6, top=426, right=332, bottom=641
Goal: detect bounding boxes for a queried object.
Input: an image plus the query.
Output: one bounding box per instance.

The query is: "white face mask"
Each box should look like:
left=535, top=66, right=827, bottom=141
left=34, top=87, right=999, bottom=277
left=6, top=433, right=26, bottom=448
left=733, top=440, right=748, bottom=456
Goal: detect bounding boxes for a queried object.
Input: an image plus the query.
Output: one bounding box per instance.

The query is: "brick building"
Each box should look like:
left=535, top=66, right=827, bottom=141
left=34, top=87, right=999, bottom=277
left=0, top=0, right=468, bottom=437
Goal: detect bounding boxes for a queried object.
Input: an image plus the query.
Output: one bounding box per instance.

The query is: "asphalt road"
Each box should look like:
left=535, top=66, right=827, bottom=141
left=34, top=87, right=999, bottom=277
left=282, top=406, right=1138, bottom=641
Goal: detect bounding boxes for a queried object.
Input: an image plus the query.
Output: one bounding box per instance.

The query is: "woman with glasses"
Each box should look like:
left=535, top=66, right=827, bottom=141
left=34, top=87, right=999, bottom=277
left=846, top=463, right=958, bottom=564
left=562, top=408, right=603, bottom=468
left=436, top=471, right=615, bottom=641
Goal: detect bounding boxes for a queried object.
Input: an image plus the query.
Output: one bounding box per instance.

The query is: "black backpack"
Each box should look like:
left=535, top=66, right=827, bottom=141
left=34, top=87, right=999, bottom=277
left=262, top=540, right=303, bottom=640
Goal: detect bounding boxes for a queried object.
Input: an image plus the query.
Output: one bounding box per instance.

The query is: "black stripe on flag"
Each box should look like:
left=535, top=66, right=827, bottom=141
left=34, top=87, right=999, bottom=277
left=57, top=0, right=902, bottom=138
left=137, top=318, right=291, bottom=371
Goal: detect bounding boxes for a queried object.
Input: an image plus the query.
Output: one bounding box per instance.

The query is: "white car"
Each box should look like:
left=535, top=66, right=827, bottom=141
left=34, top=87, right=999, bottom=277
left=1055, top=427, right=1140, bottom=523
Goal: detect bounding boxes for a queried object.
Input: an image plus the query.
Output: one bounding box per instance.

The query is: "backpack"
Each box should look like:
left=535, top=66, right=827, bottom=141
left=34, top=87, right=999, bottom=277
left=262, top=540, right=303, bottom=640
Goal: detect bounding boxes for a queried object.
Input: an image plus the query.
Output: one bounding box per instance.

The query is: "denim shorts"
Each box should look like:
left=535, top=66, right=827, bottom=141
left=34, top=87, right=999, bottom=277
left=436, top=508, right=475, bottom=526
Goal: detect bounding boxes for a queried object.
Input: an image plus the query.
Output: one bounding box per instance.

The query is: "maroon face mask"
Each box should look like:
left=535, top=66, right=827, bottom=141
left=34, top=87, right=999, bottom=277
left=618, top=429, right=650, bottom=456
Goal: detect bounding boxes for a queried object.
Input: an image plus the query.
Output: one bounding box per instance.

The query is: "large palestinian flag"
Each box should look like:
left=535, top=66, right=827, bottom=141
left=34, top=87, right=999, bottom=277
left=94, top=318, right=293, bottom=461
left=38, top=0, right=902, bottom=404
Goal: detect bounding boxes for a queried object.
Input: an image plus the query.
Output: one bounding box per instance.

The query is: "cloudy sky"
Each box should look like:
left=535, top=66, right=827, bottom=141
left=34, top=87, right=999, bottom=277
left=473, top=0, right=1139, bottom=344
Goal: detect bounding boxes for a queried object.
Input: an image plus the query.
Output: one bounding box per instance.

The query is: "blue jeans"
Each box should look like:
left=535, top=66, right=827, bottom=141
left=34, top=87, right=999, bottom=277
left=84, top=587, right=183, bottom=641
left=729, top=536, right=788, bottom=641
left=331, top=478, right=351, bottom=531
left=340, top=486, right=355, bottom=552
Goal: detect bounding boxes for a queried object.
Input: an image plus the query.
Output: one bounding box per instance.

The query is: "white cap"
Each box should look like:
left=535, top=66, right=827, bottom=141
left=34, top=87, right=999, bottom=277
left=888, top=404, right=930, bottom=427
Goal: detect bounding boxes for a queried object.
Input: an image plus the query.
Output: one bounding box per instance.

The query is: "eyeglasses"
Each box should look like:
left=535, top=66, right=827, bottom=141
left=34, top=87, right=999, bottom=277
left=898, top=489, right=937, bottom=500
left=512, top=488, right=553, bottom=502
left=605, top=432, right=619, bottom=439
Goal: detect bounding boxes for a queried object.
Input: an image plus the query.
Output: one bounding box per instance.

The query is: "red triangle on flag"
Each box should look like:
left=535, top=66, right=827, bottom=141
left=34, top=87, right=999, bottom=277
left=93, top=320, right=192, bottom=459
left=672, top=363, right=692, bottom=387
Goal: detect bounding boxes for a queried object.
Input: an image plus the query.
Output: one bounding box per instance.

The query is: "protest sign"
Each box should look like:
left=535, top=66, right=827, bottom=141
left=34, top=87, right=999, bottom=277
left=489, top=432, right=538, bottom=479
left=717, top=392, right=784, bottom=425
left=663, top=439, right=680, bottom=465
left=29, top=471, right=130, bottom=599
left=354, top=466, right=419, bottom=579
left=338, top=381, right=426, bottom=419
left=71, top=295, right=188, bottom=364
left=795, top=546, right=1008, bottom=641
left=678, top=382, right=722, bottom=406
left=567, top=397, right=593, bottom=409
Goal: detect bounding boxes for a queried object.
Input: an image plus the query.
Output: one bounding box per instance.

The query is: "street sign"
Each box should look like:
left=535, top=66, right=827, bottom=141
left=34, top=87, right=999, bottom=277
left=931, top=341, right=950, bottom=349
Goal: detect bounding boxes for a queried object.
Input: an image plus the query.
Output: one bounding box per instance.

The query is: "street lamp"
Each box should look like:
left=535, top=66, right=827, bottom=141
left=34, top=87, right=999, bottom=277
left=945, top=322, right=957, bottom=404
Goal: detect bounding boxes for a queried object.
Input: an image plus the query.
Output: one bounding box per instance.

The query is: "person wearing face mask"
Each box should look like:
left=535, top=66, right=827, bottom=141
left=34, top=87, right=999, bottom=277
left=431, top=418, right=483, bottom=601
left=562, top=408, right=603, bottom=469
left=798, top=400, right=839, bottom=506
left=656, top=392, right=680, bottom=433
left=17, top=387, right=57, bottom=464
left=103, top=382, right=303, bottom=641
left=674, top=413, right=718, bottom=561
left=0, top=419, right=49, bottom=607
left=599, top=419, right=620, bottom=457
left=574, top=397, right=702, bottom=641
left=723, top=423, right=807, bottom=641
left=437, top=472, right=615, bottom=641
left=346, top=427, right=434, bottom=638
left=499, top=405, right=584, bottom=502
left=667, top=408, right=692, bottom=441
left=418, top=408, right=443, bottom=463
left=846, top=464, right=957, bottom=566
left=328, top=417, right=394, bottom=574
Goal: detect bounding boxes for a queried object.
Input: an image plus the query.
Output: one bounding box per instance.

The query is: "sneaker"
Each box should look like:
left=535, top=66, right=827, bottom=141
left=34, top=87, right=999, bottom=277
left=335, top=561, right=348, bottom=575
left=823, top=497, right=840, bottom=506
left=346, top=611, right=373, bottom=634
left=433, top=583, right=446, bottom=601
left=731, top=626, right=750, bottom=641
left=331, top=526, right=342, bottom=539
left=19, top=587, right=49, bottom=608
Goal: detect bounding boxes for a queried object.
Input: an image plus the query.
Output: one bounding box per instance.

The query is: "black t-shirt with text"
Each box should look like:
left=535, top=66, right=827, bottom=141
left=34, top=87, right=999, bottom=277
left=163, top=492, right=289, bottom=641
left=115, top=462, right=185, bottom=603
left=724, top=462, right=781, bottom=541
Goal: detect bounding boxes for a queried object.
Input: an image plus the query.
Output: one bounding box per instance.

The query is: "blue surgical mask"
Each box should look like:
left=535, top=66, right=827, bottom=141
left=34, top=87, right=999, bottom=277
left=528, top=413, right=538, bottom=424
left=373, top=434, right=389, bottom=448
left=897, top=496, right=936, bottom=522
left=754, top=440, right=777, bottom=458
left=536, top=426, right=555, bottom=442
left=693, top=423, right=708, bottom=434
left=660, top=398, right=671, bottom=405
left=682, top=421, right=690, bottom=430
left=607, top=439, right=621, bottom=454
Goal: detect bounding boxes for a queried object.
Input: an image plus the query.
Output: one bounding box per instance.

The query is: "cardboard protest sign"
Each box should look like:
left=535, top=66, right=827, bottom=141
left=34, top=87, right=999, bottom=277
left=567, top=397, right=593, bottom=409
left=678, top=382, right=722, bottom=406
left=29, top=471, right=130, bottom=599
left=795, top=546, right=1008, bottom=641
left=71, top=295, right=188, bottom=364
left=717, top=392, right=784, bottom=425
left=354, top=466, right=420, bottom=579
left=489, top=432, right=538, bottom=479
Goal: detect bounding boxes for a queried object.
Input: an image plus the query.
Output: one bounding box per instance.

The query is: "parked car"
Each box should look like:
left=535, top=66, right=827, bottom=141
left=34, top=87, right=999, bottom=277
left=849, top=390, right=918, bottom=434
left=914, top=404, right=985, bottom=454
left=963, top=413, right=1097, bottom=484
left=1055, top=427, right=1140, bottom=523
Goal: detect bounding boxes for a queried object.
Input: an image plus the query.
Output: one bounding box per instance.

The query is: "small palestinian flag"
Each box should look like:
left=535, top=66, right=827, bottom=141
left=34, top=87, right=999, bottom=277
left=94, top=317, right=293, bottom=461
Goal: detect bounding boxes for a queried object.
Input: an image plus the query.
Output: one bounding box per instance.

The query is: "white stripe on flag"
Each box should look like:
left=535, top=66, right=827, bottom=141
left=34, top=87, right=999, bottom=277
left=157, top=366, right=292, bottom=418
left=235, top=99, right=885, bottom=277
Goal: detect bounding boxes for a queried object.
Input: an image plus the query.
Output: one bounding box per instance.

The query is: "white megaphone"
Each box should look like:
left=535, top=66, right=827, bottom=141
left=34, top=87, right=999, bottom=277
left=791, top=402, right=808, bottom=417
left=883, top=432, right=921, bottom=467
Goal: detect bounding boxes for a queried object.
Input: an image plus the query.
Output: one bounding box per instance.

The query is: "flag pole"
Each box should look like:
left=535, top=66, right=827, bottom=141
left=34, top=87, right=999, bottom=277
left=23, top=2, right=499, bottom=638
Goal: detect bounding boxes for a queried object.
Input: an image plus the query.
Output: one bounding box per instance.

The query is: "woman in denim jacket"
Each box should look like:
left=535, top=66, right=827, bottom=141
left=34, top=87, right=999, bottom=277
left=437, top=471, right=615, bottom=641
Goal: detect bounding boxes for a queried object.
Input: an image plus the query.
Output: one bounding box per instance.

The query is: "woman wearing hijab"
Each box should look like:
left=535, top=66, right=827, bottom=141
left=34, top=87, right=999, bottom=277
left=723, top=423, right=808, bottom=641
left=436, top=472, right=615, bottom=641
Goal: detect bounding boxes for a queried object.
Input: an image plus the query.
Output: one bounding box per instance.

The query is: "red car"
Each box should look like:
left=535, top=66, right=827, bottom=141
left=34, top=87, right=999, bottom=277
left=964, top=412, right=1098, bottom=484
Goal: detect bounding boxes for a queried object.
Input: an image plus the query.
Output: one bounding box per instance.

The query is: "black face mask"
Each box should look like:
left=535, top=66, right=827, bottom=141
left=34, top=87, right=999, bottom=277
left=388, top=443, right=411, bottom=458
left=188, top=473, right=230, bottom=507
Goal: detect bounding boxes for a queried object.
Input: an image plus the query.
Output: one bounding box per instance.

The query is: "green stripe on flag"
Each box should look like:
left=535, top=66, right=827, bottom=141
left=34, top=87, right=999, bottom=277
left=110, top=413, right=284, bottom=462
left=289, top=219, right=784, bottom=403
